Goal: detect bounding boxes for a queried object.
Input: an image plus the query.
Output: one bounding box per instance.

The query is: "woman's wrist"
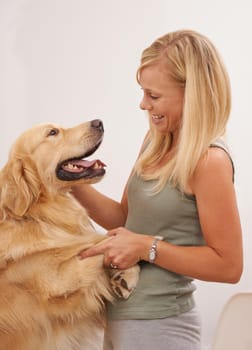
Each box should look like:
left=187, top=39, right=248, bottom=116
left=139, top=235, right=163, bottom=262
left=148, top=236, right=164, bottom=263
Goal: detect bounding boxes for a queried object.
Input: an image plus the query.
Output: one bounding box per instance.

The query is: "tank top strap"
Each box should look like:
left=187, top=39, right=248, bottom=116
left=210, top=138, right=235, bottom=182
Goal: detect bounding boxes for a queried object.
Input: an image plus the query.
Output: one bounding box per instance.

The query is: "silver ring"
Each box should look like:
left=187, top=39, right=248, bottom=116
left=110, top=263, right=118, bottom=269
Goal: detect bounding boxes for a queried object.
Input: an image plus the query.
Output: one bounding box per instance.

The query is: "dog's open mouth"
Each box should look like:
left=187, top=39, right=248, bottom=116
left=56, top=143, right=106, bottom=181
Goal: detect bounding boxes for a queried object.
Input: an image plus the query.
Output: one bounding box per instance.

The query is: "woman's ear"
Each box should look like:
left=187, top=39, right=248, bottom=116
left=0, top=157, right=41, bottom=217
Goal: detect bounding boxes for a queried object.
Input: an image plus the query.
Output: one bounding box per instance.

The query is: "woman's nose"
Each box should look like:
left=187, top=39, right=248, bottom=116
left=139, top=97, right=152, bottom=111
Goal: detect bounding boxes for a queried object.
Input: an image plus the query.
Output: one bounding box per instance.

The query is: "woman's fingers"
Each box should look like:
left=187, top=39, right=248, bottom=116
left=78, top=242, right=107, bottom=259
left=107, top=228, right=119, bottom=237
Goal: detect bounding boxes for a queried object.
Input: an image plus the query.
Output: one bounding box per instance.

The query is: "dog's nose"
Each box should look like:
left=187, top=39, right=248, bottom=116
left=91, top=119, right=104, bottom=132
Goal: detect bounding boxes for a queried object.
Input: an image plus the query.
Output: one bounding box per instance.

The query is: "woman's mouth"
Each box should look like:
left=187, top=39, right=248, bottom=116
left=152, top=115, right=164, bottom=120
left=152, top=115, right=165, bottom=123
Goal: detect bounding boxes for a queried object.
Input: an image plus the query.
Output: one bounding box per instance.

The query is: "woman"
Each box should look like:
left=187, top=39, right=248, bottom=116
left=73, top=29, right=243, bottom=350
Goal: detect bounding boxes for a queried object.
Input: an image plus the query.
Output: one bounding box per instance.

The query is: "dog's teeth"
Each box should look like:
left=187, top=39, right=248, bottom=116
left=67, top=164, right=78, bottom=170
left=93, top=162, right=99, bottom=169
left=92, top=161, right=104, bottom=169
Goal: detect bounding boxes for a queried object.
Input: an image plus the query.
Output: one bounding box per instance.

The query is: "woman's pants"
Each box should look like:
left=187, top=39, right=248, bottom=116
left=103, top=308, right=201, bottom=350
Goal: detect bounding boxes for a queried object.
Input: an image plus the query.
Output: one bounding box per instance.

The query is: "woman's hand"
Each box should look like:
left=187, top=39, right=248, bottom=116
left=79, top=227, right=152, bottom=269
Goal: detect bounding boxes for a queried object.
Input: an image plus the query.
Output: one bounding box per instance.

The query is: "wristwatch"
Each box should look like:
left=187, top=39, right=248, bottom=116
left=149, top=236, right=164, bottom=263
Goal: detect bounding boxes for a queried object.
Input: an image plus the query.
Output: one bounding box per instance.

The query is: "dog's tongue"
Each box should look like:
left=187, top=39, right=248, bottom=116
left=73, top=159, right=97, bottom=168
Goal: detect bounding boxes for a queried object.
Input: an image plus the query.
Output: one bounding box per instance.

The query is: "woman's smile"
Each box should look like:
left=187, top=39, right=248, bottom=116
left=152, top=114, right=166, bottom=123
left=138, top=62, right=184, bottom=136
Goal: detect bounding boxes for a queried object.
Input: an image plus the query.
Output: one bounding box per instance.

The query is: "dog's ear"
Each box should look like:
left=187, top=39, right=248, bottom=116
left=0, top=157, right=41, bottom=217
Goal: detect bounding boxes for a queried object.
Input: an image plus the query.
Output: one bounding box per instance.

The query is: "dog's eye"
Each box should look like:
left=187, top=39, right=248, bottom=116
left=47, top=128, right=59, bottom=137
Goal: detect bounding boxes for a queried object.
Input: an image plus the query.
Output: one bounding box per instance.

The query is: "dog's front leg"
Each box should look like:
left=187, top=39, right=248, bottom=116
left=109, top=264, right=140, bottom=299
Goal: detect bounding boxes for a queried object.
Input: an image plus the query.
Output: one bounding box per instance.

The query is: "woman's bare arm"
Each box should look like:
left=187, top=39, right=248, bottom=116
left=71, top=184, right=128, bottom=230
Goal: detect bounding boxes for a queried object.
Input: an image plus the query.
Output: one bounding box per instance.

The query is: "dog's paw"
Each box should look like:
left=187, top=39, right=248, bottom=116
left=109, top=264, right=140, bottom=299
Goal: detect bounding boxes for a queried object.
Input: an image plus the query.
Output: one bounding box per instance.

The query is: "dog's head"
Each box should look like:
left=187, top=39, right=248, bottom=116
left=0, top=119, right=105, bottom=216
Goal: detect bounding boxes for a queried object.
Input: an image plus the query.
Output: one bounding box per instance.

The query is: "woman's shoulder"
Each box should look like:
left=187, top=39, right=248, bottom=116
left=210, top=139, right=232, bottom=159
left=207, top=146, right=232, bottom=167
left=199, top=145, right=233, bottom=175
left=190, top=144, right=234, bottom=194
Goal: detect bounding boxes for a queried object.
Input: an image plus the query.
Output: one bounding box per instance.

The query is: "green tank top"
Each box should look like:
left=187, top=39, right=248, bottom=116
left=107, top=175, right=205, bottom=320
left=107, top=142, right=233, bottom=320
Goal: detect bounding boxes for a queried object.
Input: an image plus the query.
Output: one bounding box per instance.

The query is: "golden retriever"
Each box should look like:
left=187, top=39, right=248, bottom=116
left=0, top=119, right=139, bottom=350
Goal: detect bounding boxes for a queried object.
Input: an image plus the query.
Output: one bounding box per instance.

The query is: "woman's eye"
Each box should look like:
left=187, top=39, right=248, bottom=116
left=150, top=95, right=159, bottom=100
left=47, top=128, right=59, bottom=137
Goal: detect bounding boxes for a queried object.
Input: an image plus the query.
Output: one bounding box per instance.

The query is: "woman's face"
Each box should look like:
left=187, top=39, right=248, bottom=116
left=139, top=62, right=184, bottom=141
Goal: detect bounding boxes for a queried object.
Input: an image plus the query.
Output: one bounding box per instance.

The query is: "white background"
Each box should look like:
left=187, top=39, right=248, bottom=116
left=0, top=1, right=251, bottom=348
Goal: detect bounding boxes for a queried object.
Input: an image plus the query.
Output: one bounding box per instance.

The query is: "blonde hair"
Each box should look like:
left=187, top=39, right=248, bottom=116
left=134, top=29, right=231, bottom=193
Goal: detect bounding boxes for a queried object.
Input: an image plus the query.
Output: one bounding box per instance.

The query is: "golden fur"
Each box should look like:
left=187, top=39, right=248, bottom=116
left=0, top=120, right=138, bottom=350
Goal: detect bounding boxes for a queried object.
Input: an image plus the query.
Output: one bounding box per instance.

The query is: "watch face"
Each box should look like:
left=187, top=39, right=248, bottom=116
left=149, top=250, right=156, bottom=261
